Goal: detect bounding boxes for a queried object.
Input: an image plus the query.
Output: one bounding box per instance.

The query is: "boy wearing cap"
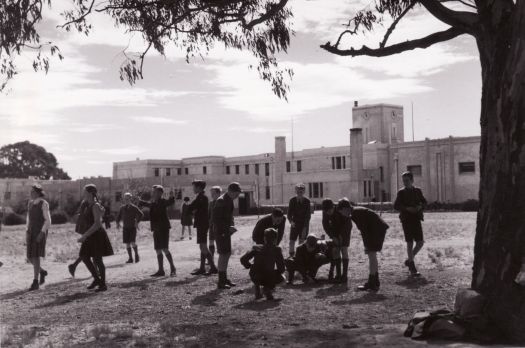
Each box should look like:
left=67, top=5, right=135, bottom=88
left=208, top=186, right=222, bottom=261
left=394, top=171, right=427, bottom=276
left=180, top=197, right=193, bottom=240
left=188, top=180, right=218, bottom=275
left=139, top=185, right=177, bottom=277
left=252, top=208, right=286, bottom=245
left=26, top=184, right=51, bottom=290
left=285, top=235, right=330, bottom=284
left=287, top=184, right=311, bottom=257
left=116, top=192, right=144, bottom=263
left=339, top=199, right=389, bottom=291
left=241, top=228, right=285, bottom=300
left=213, top=182, right=242, bottom=289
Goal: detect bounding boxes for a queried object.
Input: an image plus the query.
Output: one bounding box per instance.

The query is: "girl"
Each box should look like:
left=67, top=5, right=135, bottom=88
left=180, top=197, right=193, bottom=240
left=76, top=184, right=114, bottom=292
left=26, top=184, right=51, bottom=291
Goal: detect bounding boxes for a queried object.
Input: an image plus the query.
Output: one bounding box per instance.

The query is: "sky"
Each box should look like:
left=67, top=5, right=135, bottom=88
left=0, top=0, right=482, bottom=179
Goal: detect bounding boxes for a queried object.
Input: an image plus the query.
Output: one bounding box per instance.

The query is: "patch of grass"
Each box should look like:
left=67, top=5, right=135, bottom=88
left=20, top=326, right=39, bottom=346
left=90, top=324, right=111, bottom=340
left=159, top=321, right=179, bottom=338
left=114, top=328, right=134, bottom=340
left=427, top=248, right=444, bottom=271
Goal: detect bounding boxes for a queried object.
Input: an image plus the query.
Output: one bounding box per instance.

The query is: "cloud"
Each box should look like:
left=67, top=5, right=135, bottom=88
left=229, top=126, right=289, bottom=134
left=132, top=116, right=189, bottom=125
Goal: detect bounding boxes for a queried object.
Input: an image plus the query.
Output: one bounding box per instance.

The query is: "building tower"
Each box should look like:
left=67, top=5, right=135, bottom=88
left=352, top=102, right=404, bottom=144
left=273, top=136, right=286, bottom=204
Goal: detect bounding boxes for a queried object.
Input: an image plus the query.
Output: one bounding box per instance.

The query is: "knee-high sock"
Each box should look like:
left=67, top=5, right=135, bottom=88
left=209, top=244, right=215, bottom=258
left=157, top=253, right=164, bottom=271
left=72, top=257, right=82, bottom=268
left=335, top=259, right=342, bottom=278
left=126, top=247, right=132, bottom=260
left=289, top=240, right=296, bottom=256
left=165, top=251, right=175, bottom=270
left=199, top=254, right=206, bottom=270
left=342, top=258, right=349, bottom=278
left=133, top=246, right=139, bottom=259
left=82, top=257, right=100, bottom=280
left=93, top=257, right=105, bottom=284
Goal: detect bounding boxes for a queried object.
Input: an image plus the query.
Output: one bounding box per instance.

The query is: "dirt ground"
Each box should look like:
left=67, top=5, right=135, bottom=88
left=0, top=212, right=491, bottom=347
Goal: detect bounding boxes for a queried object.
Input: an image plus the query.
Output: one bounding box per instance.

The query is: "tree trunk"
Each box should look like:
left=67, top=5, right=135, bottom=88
left=472, top=3, right=525, bottom=343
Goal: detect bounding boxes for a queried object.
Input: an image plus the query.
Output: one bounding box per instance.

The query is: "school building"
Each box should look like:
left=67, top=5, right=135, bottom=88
left=0, top=102, right=481, bottom=215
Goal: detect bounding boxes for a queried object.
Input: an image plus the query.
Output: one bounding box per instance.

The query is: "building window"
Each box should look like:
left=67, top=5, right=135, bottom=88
left=235, top=165, right=240, bottom=175
left=255, top=164, right=260, bottom=175
left=177, top=168, right=182, bottom=175
left=4, top=192, right=11, bottom=200
left=363, top=180, right=373, bottom=198
left=226, top=166, right=230, bottom=175
left=379, top=166, right=384, bottom=182
left=406, top=165, right=422, bottom=176
left=332, top=156, right=346, bottom=170
left=185, top=168, right=189, bottom=175
left=245, top=164, right=250, bottom=175
left=265, top=186, right=271, bottom=200
left=459, top=161, right=475, bottom=174
left=175, top=189, right=183, bottom=200
left=343, top=156, right=346, bottom=169
left=297, top=160, right=302, bottom=172
left=154, top=168, right=160, bottom=177
left=265, top=163, right=270, bottom=177
left=392, top=124, right=397, bottom=139
left=286, top=161, right=291, bottom=173
left=166, top=168, right=171, bottom=176
left=203, top=166, right=207, bottom=175
left=308, top=182, right=324, bottom=198
left=115, top=191, right=122, bottom=202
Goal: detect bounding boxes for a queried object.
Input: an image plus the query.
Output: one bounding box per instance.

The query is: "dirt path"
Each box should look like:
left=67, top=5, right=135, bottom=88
left=0, top=213, right=489, bottom=347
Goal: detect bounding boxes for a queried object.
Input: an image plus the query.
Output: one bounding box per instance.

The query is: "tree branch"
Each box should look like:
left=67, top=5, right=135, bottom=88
left=380, top=3, right=416, bottom=48
left=243, top=0, right=289, bottom=29
left=419, top=0, right=478, bottom=32
left=321, top=26, right=466, bottom=57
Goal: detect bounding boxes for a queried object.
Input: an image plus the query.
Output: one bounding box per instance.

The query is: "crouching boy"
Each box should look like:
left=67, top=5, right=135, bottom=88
left=285, top=234, right=331, bottom=284
left=240, top=228, right=285, bottom=300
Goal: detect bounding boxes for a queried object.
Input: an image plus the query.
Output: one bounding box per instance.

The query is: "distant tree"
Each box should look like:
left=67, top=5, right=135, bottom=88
left=0, top=141, right=71, bottom=179
left=320, top=0, right=525, bottom=343
left=0, top=0, right=292, bottom=97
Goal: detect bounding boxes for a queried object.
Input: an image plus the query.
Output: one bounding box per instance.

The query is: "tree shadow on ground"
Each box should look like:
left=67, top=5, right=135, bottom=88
left=34, top=291, right=97, bottom=309
left=332, top=292, right=387, bottom=306
left=0, top=278, right=89, bottom=301
left=281, top=328, right=362, bottom=347
left=164, top=276, right=200, bottom=287
left=191, top=288, right=221, bottom=307
left=395, top=276, right=431, bottom=289
left=114, top=277, right=163, bottom=290
left=315, top=284, right=349, bottom=299
left=234, top=298, right=282, bottom=311
left=105, top=263, right=127, bottom=270
left=0, top=289, right=29, bottom=301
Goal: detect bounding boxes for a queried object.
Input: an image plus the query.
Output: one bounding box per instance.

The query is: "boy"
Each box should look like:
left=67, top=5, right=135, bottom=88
left=180, top=197, right=193, bottom=240
left=138, top=185, right=177, bottom=277
left=321, top=199, right=351, bottom=283
left=287, top=183, right=311, bottom=257
left=213, top=182, right=242, bottom=289
left=394, top=171, right=427, bottom=276
left=252, top=208, right=286, bottom=245
left=208, top=186, right=222, bottom=261
left=339, top=199, right=389, bottom=291
left=285, top=234, right=330, bottom=284
left=240, top=228, right=285, bottom=300
left=188, top=180, right=218, bottom=275
left=116, top=192, right=144, bottom=263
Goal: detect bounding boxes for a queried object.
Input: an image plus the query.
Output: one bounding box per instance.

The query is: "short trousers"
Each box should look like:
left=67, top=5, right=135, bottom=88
left=290, top=222, right=309, bottom=241
left=123, top=227, right=137, bottom=244
left=216, top=233, right=232, bottom=254
left=153, top=228, right=170, bottom=250
left=401, top=219, right=423, bottom=243
left=196, top=226, right=208, bottom=244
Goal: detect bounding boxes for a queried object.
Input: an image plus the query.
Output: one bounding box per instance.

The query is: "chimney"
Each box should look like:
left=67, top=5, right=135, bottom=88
left=354, top=101, right=359, bottom=107
left=350, top=128, right=364, bottom=202
left=273, top=136, right=286, bottom=204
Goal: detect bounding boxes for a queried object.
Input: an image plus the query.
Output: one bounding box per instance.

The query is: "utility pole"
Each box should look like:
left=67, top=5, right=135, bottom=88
left=411, top=101, right=415, bottom=142
left=291, top=115, right=295, bottom=160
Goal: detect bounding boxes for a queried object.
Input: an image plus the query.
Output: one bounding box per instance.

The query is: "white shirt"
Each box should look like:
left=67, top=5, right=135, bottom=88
left=26, top=197, right=51, bottom=232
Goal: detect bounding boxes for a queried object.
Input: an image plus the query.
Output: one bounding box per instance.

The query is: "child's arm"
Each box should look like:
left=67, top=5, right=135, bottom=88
left=393, top=191, right=404, bottom=211
left=78, top=204, right=103, bottom=242
left=277, top=221, right=285, bottom=245
left=276, top=248, right=285, bottom=273
left=240, top=250, right=255, bottom=269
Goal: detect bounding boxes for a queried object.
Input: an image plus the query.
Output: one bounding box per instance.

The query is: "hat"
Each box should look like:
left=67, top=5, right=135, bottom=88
left=192, top=179, right=206, bottom=189
left=31, top=184, right=45, bottom=196
left=271, top=208, right=284, bottom=218
left=337, top=197, right=351, bottom=209
left=295, top=183, right=306, bottom=190
left=228, top=182, right=242, bottom=193
left=321, top=198, right=334, bottom=211
left=211, top=186, right=222, bottom=194
left=306, top=234, right=318, bottom=246
left=152, top=185, right=164, bottom=193
left=123, top=192, right=132, bottom=198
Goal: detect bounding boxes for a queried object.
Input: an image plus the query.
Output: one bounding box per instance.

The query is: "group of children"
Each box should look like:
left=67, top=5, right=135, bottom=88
left=23, top=171, right=428, bottom=301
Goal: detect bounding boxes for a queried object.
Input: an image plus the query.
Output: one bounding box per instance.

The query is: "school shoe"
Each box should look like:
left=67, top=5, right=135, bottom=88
left=95, top=283, right=108, bottom=292
left=217, top=272, right=230, bottom=289
left=150, top=270, right=166, bottom=277
left=29, top=279, right=39, bottom=291
left=87, top=279, right=101, bottom=290
left=225, top=279, right=236, bottom=287
left=126, top=258, right=134, bottom=264
left=170, top=268, right=177, bottom=277
left=39, top=270, right=48, bottom=285
left=68, top=264, right=76, bottom=278
left=206, top=267, right=219, bottom=275
left=407, top=261, right=420, bottom=276
left=357, top=274, right=376, bottom=291
left=255, top=286, right=263, bottom=300
left=135, top=255, right=140, bottom=263
left=263, top=288, right=274, bottom=301
left=191, top=268, right=206, bottom=276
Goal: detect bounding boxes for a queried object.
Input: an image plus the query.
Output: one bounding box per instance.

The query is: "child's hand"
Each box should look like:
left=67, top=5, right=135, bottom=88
left=77, top=235, right=86, bottom=243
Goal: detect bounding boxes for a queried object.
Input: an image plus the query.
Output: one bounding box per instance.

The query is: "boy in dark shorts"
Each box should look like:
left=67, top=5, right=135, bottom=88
left=139, top=185, right=177, bottom=277
left=394, top=171, right=427, bottom=276
left=188, top=180, right=218, bottom=275
left=252, top=208, right=286, bottom=245
left=241, top=228, right=285, bottom=300
left=287, top=183, right=311, bottom=257
left=180, top=197, right=193, bottom=240
left=342, top=200, right=389, bottom=291
left=208, top=186, right=222, bottom=261
left=285, top=234, right=331, bottom=284
left=213, top=182, right=242, bottom=289
left=116, top=192, right=144, bottom=263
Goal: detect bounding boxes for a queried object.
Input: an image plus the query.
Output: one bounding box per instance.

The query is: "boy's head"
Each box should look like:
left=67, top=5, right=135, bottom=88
left=227, top=182, right=242, bottom=199
left=30, top=184, right=45, bottom=199
left=152, top=185, right=164, bottom=200
left=123, top=192, right=132, bottom=204
left=183, top=196, right=190, bottom=202
left=295, top=183, right=306, bottom=197
left=402, top=171, right=414, bottom=188
left=321, top=198, right=335, bottom=216
left=305, top=234, right=318, bottom=252
left=210, top=186, right=222, bottom=200
left=263, top=228, right=278, bottom=245
left=192, top=180, right=206, bottom=194
left=336, top=197, right=352, bottom=217
left=271, top=208, right=285, bottom=225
